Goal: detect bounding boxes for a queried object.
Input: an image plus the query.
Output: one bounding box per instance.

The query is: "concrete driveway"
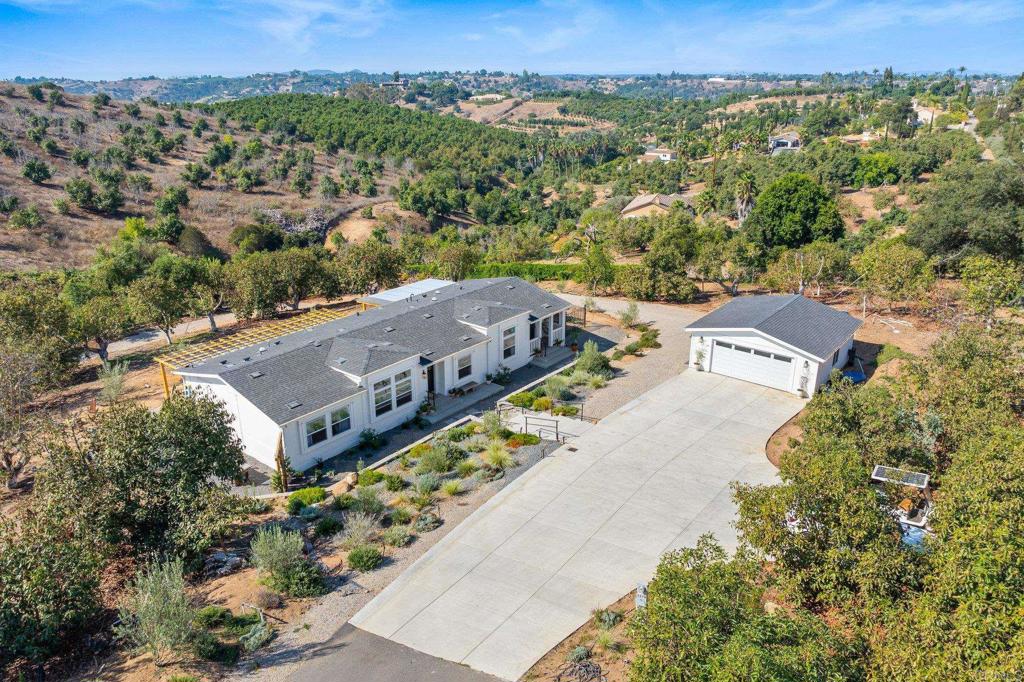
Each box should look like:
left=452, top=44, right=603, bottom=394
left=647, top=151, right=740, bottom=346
left=351, top=371, right=803, bottom=680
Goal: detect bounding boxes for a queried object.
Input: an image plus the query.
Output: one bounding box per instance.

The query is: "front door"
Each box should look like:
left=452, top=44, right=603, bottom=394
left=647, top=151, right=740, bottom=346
left=541, top=318, right=550, bottom=349
left=427, top=363, right=436, bottom=394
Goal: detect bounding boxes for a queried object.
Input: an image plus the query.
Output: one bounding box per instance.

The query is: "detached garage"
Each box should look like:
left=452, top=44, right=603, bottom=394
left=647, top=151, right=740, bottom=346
left=685, top=294, right=862, bottom=397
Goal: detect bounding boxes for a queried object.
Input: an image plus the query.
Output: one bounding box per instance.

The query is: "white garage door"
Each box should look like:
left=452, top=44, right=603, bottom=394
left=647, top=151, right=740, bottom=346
left=710, top=340, right=793, bottom=391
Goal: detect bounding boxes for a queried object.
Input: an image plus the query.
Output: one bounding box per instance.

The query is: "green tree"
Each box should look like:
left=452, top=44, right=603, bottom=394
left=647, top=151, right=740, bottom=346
left=745, top=173, right=845, bottom=253
left=128, top=254, right=202, bottom=344
left=226, top=251, right=290, bottom=319
left=853, top=238, right=935, bottom=309
left=180, top=162, right=211, bottom=188
left=959, top=255, right=1023, bottom=326
left=337, top=239, right=405, bottom=295
left=21, top=158, right=52, bottom=184
left=39, top=394, right=245, bottom=563
left=271, top=247, right=327, bottom=310
left=578, top=241, right=614, bottom=294
left=0, top=277, right=79, bottom=386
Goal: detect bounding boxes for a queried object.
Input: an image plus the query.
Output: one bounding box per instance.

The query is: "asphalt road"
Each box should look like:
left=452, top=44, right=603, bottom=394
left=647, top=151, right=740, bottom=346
left=285, top=624, right=501, bottom=682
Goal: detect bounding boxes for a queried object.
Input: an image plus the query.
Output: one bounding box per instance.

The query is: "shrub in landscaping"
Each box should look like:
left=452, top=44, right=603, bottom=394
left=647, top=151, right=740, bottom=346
left=409, top=442, right=432, bottom=459
left=332, top=493, right=355, bottom=510
left=115, top=558, right=197, bottom=663
left=411, top=492, right=434, bottom=509
left=457, top=458, right=480, bottom=477
left=414, top=512, right=442, bottom=533
left=612, top=349, right=626, bottom=361
left=390, top=506, right=413, bottom=525
left=253, top=588, right=283, bottom=610
left=195, top=605, right=231, bottom=629
left=576, top=340, right=613, bottom=378
left=382, top=525, right=413, bottom=547
left=624, top=341, right=642, bottom=355
left=442, top=480, right=462, bottom=497
left=347, top=545, right=383, bottom=572
left=567, top=645, right=592, bottom=663
left=415, top=472, right=441, bottom=494
left=588, top=374, right=608, bottom=389
left=355, top=486, right=386, bottom=515
left=299, top=505, right=320, bottom=520
left=446, top=425, right=473, bottom=442
left=507, top=391, right=537, bottom=408
left=506, top=433, right=541, bottom=448
left=619, top=301, right=640, bottom=328
left=479, top=410, right=503, bottom=437
left=531, top=396, right=553, bottom=412
left=568, top=369, right=595, bottom=386
left=286, top=487, right=326, bottom=515
left=415, top=444, right=457, bottom=474
left=357, top=467, right=385, bottom=487
left=482, top=441, right=514, bottom=470
left=593, top=608, right=624, bottom=629
left=340, top=511, right=380, bottom=548
left=250, top=525, right=325, bottom=597
left=552, top=405, right=580, bottom=417
left=638, top=328, right=661, bottom=349
left=313, top=516, right=343, bottom=538
left=383, top=473, right=405, bottom=492
left=462, top=434, right=490, bottom=453
left=358, top=428, right=386, bottom=449
left=542, top=375, right=573, bottom=400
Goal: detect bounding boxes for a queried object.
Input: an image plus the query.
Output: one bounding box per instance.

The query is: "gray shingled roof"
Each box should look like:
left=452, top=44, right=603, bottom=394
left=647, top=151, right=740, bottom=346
left=686, top=294, right=861, bottom=360
left=179, top=277, right=569, bottom=425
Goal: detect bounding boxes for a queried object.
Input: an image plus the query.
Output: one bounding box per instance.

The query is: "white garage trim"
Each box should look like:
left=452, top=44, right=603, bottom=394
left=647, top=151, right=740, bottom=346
left=710, top=340, right=794, bottom=391
left=689, top=327, right=828, bottom=362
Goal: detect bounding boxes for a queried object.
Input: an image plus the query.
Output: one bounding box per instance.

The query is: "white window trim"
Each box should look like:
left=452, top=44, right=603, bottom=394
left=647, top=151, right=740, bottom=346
left=394, top=370, right=413, bottom=407
left=330, top=406, right=351, bottom=436
left=457, top=354, right=472, bottom=381
left=373, top=378, right=393, bottom=417
left=304, top=415, right=328, bottom=448
left=502, top=326, right=516, bottom=359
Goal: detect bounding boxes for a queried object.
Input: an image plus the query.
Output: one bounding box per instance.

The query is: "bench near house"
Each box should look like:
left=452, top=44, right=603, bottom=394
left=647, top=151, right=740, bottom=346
left=176, top=278, right=570, bottom=471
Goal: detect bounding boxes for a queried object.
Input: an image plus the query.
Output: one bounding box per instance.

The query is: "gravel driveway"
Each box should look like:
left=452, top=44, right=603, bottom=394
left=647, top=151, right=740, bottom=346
left=350, top=371, right=803, bottom=680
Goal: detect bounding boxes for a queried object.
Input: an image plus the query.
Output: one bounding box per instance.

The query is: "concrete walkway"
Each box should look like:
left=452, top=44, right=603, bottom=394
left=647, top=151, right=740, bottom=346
left=351, top=371, right=803, bottom=680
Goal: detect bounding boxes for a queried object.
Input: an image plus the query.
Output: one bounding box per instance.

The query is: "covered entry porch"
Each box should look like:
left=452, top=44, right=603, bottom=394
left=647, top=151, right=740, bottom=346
left=528, top=311, right=567, bottom=355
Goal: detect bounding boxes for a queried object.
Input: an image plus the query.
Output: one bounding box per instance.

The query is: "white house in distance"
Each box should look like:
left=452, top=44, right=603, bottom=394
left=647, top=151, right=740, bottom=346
left=685, top=295, right=861, bottom=397
left=638, top=146, right=678, bottom=162
left=176, top=278, right=569, bottom=471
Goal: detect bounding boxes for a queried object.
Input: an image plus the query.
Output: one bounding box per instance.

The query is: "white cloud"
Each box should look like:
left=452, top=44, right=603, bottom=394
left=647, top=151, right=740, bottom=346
left=495, top=0, right=607, bottom=54
left=227, top=0, right=392, bottom=48
left=462, top=32, right=483, bottom=41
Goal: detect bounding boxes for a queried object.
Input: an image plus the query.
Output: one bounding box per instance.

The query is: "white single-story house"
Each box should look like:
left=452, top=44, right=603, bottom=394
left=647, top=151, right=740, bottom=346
left=638, top=147, right=678, bottom=162
left=685, top=294, right=861, bottom=397
left=176, top=278, right=570, bottom=472
left=769, top=132, right=801, bottom=156
left=619, top=192, right=694, bottom=219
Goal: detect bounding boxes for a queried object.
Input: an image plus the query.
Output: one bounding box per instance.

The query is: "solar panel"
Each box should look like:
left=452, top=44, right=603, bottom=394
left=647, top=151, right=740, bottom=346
left=871, top=465, right=929, bottom=489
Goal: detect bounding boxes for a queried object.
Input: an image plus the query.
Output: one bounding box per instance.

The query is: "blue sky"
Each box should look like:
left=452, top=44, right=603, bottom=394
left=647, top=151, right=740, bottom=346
left=1, top=0, right=1022, bottom=80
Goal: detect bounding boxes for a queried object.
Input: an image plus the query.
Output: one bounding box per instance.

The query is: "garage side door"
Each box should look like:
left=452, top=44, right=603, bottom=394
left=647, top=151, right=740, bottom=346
left=710, top=340, right=793, bottom=391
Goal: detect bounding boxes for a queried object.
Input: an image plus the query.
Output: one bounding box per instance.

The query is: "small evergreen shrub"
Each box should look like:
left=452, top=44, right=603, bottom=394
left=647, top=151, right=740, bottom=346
left=552, top=405, right=579, bottom=417
left=390, top=506, right=413, bottom=525
left=355, top=486, right=386, bottom=515
left=457, top=459, right=480, bottom=477
left=313, top=516, right=342, bottom=538
left=286, top=487, right=326, bottom=515
left=531, top=396, right=553, bottom=412
left=576, top=340, right=613, bottom=378
left=508, top=391, right=537, bottom=408
left=340, top=511, right=380, bottom=548
left=332, top=493, right=355, bottom=510
left=441, top=480, right=462, bottom=497
left=358, top=468, right=385, bottom=487
left=348, top=545, right=383, bottom=572
left=506, top=433, right=541, bottom=448
left=383, top=473, right=405, bottom=492
left=382, top=525, right=413, bottom=547
left=414, top=512, right=442, bottom=532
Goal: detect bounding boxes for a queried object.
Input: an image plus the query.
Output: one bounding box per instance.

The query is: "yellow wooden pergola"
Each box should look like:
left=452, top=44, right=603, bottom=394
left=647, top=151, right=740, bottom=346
left=155, top=305, right=366, bottom=399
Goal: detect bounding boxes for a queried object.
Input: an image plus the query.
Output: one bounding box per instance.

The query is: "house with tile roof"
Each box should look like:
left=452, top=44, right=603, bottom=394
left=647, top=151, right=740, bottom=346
left=685, top=294, right=861, bottom=397
left=176, top=278, right=570, bottom=471
left=619, top=192, right=693, bottom=219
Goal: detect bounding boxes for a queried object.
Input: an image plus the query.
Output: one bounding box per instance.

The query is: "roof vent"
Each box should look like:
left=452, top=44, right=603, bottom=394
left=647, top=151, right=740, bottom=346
left=219, top=359, right=228, bottom=365
left=249, top=371, right=264, bottom=379
left=384, top=326, right=395, bottom=332
left=423, top=350, right=434, bottom=356
left=336, top=357, right=347, bottom=365
left=506, top=284, right=514, bottom=289
left=273, top=340, right=280, bottom=345
left=313, top=340, right=322, bottom=347
left=258, top=346, right=268, bottom=353
left=431, top=296, right=438, bottom=301
left=422, top=313, right=433, bottom=319
left=287, top=400, right=302, bottom=410
left=542, top=303, right=552, bottom=309
left=243, top=356, right=250, bottom=362
left=461, top=335, right=471, bottom=341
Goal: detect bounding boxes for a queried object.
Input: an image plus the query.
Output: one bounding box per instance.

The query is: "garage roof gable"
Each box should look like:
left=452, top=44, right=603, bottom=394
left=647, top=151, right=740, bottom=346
left=685, top=295, right=862, bottom=361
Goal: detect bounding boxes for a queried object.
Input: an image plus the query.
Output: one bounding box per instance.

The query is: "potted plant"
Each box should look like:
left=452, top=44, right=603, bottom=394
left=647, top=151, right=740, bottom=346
left=694, top=342, right=706, bottom=371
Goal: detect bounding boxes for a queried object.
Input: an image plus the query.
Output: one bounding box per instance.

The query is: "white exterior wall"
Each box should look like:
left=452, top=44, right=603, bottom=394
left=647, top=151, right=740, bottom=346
left=444, top=342, right=489, bottom=390
left=281, top=391, right=367, bottom=472
left=182, top=375, right=283, bottom=469
left=485, top=313, right=532, bottom=374
left=688, top=330, right=855, bottom=397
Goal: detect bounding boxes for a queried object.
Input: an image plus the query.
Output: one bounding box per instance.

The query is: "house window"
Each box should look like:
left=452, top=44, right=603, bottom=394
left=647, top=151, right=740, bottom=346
left=832, top=349, right=840, bottom=366
left=305, top=415, right=327, bottom=448
left=457, top=354, right=472, bottom=380
left=502, top=327, right=516, bottom=359
left=374, top=378, right=393, bottom=417
left=529, top=322, right=538, bottom=340
left=330, top=407, right=351, bottom=436
left=394, top=370, right=413, bottom=407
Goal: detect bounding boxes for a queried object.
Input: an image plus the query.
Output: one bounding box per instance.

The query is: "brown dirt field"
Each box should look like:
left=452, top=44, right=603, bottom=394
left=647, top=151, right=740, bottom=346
left=325, top=200, right=425, bottom=246
left=523, top=592, right=635, bottom=682
left=840, top=186, right=908, bottom=232
left=0, top=87, right=409, bottom=271
left=719, top=93, right=831, bottom=114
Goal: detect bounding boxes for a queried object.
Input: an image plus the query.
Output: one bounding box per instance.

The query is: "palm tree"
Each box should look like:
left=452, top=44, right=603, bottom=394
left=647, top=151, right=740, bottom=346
left=734, top=173, right=755, bottom=225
